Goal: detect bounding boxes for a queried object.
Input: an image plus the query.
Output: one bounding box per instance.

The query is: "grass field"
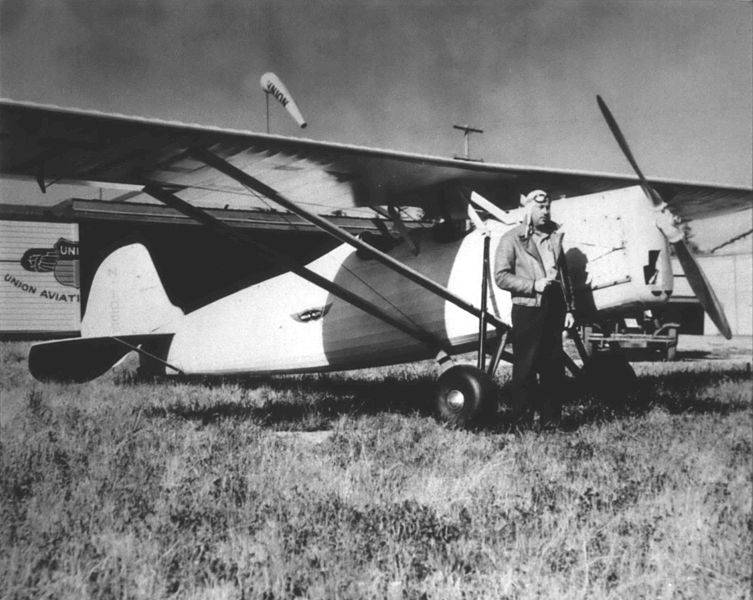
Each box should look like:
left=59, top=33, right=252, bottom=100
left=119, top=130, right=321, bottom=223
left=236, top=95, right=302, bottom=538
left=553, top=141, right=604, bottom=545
left=1, top=341, right=751, bottom=599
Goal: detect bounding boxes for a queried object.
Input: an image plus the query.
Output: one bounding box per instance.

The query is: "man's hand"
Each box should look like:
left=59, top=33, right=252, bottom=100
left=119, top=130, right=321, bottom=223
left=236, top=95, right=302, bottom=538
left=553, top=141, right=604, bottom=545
left=534, top=277, right=554, bottom=293
left=563, top=311, right=575, bottom=329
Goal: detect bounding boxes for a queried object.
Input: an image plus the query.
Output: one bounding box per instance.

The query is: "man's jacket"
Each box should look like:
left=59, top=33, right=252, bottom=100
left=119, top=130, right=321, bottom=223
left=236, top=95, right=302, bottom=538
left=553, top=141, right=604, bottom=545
left=494, top=223, right=575, bottom=310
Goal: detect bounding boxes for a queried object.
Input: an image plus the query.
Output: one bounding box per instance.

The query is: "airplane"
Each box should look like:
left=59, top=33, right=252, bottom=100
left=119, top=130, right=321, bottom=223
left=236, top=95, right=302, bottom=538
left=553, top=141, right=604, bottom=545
left=0, top=95, right=750, bottom=427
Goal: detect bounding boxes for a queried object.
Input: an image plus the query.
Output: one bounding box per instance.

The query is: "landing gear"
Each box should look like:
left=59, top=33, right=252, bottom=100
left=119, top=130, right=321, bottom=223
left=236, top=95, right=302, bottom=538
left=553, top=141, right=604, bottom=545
left=435, top=364, right=498, bottom=428
left=566, top=327, right=639, bottom=411
left=578, top=352, right=638, bottom=410
left=581, top=320, right=679, bottom=361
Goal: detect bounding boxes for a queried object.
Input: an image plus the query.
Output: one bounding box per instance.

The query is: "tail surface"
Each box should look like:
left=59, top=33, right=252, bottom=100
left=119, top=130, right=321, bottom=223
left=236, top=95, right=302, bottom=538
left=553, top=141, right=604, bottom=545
left=81, top=243, right=183, bottom=337
left=30, top=244, right=184, bottom=382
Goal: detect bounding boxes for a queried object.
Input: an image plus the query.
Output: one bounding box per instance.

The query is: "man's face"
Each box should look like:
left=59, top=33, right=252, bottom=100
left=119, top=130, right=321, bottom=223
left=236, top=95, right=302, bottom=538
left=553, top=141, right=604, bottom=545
left=531, top=200, right=552, bottom=229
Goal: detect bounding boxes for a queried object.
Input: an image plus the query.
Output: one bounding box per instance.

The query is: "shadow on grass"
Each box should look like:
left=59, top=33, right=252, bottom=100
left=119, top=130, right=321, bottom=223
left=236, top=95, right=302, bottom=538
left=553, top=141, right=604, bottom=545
left=138, top=364, right=751, bottom=432
left=676, top=350, right=713, bottom=360
left=553, top=365, right=752, bottom=432
left=142, top=374, right=437, bottom=429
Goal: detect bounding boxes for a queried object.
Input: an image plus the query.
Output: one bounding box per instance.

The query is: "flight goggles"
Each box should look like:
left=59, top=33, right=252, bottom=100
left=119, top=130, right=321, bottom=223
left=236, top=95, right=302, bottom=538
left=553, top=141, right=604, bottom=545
left=521, top=190, right=550, bottom=206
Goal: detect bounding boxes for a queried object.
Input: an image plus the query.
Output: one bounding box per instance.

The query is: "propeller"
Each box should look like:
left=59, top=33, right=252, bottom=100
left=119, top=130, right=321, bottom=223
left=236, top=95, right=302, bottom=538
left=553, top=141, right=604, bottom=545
left=596, top=95, right=732, bottom=339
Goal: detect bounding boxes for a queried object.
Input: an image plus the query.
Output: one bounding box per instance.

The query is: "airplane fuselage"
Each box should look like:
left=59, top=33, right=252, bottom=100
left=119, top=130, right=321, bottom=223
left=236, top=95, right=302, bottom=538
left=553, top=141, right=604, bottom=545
left=157, top=186, right=672, bottom=375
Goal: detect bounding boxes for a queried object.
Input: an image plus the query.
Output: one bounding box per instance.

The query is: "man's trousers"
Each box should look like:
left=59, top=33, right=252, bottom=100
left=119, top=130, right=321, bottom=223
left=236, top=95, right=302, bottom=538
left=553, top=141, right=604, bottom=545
left=510, top=286, right=567, bottom=427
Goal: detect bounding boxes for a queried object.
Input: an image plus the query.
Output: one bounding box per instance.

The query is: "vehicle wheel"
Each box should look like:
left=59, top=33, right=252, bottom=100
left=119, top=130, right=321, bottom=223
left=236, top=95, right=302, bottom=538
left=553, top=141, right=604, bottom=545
left=435, top=364, right=498, bottom=428
left=578, top=352, right=638, bottom=411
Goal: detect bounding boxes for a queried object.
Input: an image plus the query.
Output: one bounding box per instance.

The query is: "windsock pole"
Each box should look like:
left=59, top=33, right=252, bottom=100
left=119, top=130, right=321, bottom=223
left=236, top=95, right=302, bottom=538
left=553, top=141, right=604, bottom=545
left=265, top=91, right=270, bottom=133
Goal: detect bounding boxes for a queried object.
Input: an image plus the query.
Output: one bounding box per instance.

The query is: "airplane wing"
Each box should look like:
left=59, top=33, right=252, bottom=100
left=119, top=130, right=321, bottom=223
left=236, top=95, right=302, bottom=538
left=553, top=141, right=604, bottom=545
left=1, top=98, right=750, bottom=220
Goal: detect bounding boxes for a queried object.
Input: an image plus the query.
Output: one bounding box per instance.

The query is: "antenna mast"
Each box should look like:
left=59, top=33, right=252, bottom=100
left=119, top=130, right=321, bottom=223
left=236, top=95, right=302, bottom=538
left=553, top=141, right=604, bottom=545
left=453, top=124, right=484, bottom=162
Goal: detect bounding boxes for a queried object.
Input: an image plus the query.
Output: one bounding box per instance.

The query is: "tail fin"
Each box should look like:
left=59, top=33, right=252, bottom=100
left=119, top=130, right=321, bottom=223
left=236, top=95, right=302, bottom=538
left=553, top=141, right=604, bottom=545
left=29, top=244, right=183, bottom=382
left=82, top=243, right=183, bottom=337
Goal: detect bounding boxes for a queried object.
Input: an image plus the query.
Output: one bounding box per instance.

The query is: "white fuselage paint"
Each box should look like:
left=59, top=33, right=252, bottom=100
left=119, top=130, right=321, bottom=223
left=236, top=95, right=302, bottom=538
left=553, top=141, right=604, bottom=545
left=164, top=186, right=673, bottom=375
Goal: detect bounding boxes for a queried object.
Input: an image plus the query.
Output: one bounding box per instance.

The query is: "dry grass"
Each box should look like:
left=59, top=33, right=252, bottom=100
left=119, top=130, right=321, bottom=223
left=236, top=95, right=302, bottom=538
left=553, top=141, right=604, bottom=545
left=1, top=341, right=751, bottom=599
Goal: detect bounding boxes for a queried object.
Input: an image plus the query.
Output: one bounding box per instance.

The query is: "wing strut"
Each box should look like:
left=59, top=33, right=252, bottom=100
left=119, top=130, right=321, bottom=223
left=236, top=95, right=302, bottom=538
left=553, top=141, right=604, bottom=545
left=188, top=147, right=507, bottom=331
left=110, top=336, right=184, bottom=375
left=370, top=206, right=419, bottom=255
left=387, top=206, right=420, bottom=255
left=142, top=184, right=451, bottom=356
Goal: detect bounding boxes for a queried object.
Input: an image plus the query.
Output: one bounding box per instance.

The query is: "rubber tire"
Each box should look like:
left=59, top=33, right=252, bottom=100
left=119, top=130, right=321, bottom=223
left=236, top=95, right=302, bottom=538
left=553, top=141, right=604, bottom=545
left=435, top=364, right=498, bottom=428
left=579, top=353, right=638, bottom=410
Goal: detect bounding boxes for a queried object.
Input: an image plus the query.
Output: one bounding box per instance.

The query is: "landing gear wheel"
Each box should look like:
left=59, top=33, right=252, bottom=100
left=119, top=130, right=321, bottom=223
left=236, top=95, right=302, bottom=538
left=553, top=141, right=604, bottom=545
left=579, top=353, right=638, bottom=411
left=435, top=364, right=498, bottom=428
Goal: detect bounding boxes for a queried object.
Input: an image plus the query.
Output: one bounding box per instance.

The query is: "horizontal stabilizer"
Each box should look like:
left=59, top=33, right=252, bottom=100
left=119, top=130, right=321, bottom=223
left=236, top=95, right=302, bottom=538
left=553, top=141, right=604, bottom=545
left=29, top=334, right=174, bottom=382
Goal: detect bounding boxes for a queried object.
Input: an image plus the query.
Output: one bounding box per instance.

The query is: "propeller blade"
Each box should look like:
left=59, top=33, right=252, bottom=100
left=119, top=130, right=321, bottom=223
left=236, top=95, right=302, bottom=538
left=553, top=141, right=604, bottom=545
left=673, top=240, right=732, bottom=339
left=596, top=95, right=662, bottom=205
left=597, top=94, right=733, bottom=339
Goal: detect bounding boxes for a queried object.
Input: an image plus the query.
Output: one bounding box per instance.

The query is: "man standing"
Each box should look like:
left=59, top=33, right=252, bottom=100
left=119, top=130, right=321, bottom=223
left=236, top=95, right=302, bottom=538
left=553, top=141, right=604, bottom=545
left=494, top=189, right=575, bottom=429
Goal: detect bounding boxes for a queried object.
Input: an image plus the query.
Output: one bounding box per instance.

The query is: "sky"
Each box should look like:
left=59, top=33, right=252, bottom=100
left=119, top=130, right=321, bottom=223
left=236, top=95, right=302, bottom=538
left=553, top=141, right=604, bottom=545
left=0, top=0, right=751, bottom=247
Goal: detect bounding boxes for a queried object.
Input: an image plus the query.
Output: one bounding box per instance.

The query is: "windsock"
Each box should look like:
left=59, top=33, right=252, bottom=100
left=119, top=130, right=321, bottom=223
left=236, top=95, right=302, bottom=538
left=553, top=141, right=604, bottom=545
left=260, top=72, right=307, bottom=128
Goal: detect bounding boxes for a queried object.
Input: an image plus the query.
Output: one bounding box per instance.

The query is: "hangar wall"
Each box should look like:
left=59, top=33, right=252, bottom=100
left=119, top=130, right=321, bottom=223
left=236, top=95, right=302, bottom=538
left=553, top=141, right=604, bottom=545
left=671, top=254, right=753, bottom=336
left=0, top=220, right=80, bottom=336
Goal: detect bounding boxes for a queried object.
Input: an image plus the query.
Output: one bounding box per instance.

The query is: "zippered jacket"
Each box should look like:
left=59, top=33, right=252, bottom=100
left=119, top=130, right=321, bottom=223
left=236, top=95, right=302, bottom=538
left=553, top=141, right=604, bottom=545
left=494, top=223, right=575, bottom=310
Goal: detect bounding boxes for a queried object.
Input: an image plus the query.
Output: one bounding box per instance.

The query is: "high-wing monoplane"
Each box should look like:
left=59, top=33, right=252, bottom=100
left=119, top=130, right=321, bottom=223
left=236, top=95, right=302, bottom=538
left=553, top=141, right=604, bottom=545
left=0, top=96, right=750, bottom=426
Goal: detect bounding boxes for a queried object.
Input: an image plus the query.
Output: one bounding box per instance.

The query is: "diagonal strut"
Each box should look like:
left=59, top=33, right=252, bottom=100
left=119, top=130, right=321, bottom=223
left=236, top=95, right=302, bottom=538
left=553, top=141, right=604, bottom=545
left=188, top=146, right=507, bottom=331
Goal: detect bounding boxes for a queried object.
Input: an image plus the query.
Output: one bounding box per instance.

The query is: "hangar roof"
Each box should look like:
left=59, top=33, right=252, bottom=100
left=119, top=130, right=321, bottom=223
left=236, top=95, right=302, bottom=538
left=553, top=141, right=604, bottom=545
left=0, top=199, right=383, bottom=234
